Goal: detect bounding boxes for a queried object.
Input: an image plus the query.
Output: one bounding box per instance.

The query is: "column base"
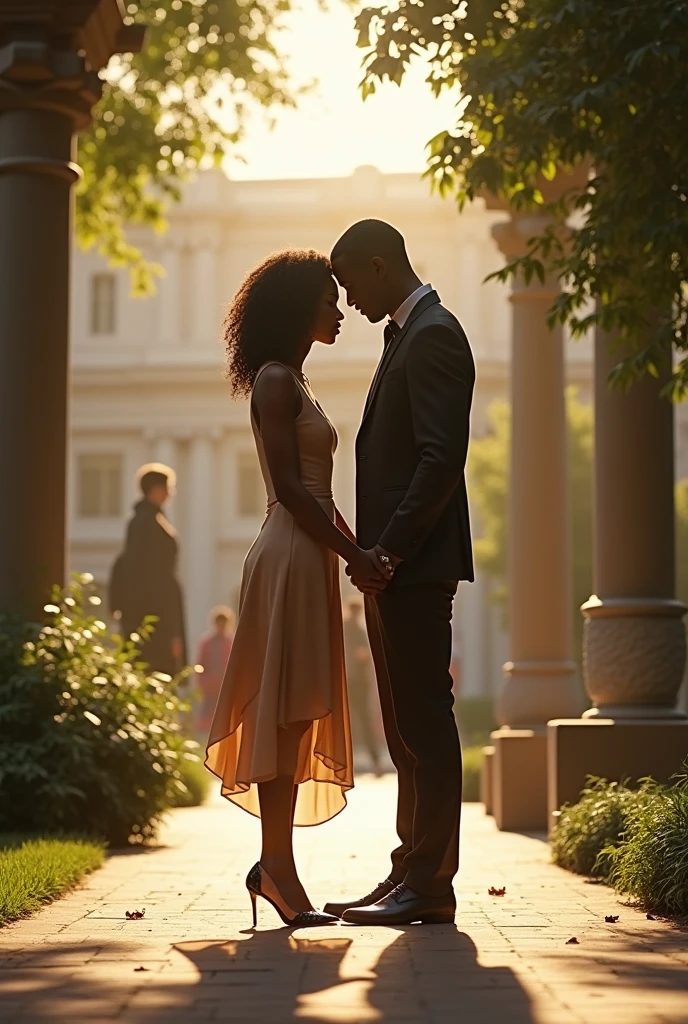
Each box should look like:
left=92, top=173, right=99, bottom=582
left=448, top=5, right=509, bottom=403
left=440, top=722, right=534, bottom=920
left=498, top=659, right=582, bottom=725
left=583, top=704, right=687, bottom=720
left=582, top=597, right=687, bottom=713
left=480, top=746, right=495, bottom=815
left=547, top=718, right=688, bottom=830
left=490, top=728, right=548, bottom=832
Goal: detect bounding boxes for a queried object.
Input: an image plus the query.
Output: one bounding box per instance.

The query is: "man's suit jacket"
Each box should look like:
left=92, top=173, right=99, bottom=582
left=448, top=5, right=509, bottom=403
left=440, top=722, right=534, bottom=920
left=355, top=290, right=475, bottom=587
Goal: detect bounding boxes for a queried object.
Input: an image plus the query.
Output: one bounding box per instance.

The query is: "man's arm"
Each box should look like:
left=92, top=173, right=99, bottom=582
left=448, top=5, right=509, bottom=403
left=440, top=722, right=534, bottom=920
left=378, top=322, right=473, bottom=561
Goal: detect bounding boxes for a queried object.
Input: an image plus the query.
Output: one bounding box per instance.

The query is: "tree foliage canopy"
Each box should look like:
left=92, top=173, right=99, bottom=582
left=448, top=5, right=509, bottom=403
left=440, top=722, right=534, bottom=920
left=357, top=0, right=688, bottom=397
left=78, top=0, right=294, bottom=292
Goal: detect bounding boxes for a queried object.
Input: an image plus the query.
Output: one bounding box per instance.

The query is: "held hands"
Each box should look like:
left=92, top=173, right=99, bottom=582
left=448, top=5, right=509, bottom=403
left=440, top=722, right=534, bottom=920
left=346, top=546, right=398, bottom=596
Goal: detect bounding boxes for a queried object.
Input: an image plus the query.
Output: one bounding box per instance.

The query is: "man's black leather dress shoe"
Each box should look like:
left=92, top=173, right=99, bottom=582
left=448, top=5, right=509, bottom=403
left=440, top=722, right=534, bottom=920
left=323, top=878, right=396, bottom=919
left=341, top=883, right=456, bottom=926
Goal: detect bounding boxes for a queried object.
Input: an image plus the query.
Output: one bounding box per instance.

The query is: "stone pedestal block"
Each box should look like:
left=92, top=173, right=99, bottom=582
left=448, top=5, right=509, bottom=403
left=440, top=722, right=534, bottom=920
left=480, top=746, right=495, bottom=814
left=491, top=728, right=548, bottom=831
left=547, top=718, right=688, bottom=830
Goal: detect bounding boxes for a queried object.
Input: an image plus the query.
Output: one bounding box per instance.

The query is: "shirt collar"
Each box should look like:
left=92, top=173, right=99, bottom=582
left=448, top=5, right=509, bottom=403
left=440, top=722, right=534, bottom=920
left=391, top=283, right=433, bottom=330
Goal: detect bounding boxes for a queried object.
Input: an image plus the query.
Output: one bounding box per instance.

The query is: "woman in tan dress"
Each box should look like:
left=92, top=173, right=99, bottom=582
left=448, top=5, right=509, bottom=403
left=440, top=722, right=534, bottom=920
left=206, top=249, right=392, bottom=927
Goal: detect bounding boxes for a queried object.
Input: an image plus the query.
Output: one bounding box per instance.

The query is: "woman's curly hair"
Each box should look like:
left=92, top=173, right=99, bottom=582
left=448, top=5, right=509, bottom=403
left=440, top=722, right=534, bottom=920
left=223, top=249, right=333, bottom=396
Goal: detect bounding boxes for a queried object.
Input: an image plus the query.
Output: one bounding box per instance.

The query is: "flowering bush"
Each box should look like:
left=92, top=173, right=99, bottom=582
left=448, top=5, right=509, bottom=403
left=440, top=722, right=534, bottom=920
left=0, top=576, right=198, bottom=845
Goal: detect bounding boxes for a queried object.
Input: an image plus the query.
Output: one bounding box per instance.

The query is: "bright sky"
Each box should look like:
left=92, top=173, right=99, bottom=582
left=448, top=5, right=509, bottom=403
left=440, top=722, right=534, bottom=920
left=224, top=0, right=460, bottom=180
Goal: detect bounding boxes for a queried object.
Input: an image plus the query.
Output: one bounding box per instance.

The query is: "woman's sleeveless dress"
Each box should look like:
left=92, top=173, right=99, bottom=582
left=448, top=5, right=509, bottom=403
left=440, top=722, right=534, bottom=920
left=205, top=364, right=353, bottom=825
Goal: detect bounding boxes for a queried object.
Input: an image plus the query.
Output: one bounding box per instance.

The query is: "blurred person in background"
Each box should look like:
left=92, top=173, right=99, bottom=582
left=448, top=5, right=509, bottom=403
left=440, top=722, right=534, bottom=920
left=343, top=596, right=383, bottom=776
left=109, top=463, right=187, bottom=676
left=194, top=606, right=235, bottom=734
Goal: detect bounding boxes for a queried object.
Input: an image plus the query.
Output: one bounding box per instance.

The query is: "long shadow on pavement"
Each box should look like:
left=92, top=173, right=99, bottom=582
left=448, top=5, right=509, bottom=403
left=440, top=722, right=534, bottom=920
left=0, top=925, right=535, bottom=1023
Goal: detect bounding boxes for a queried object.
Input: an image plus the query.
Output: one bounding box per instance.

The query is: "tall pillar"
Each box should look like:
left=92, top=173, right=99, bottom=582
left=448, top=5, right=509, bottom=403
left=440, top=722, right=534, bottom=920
left=548, top=329, right=688, bottom=824
left=0, top=6, right=143, bottom=620
left=185, top=432, right=217, bottom=652
left=584, top=330, right=686, bottom=718
left=487, top=213, right=580, bottom=830
left=191, top=245, right=218, bottom=348
left=157, top=244, right=182, bottom=348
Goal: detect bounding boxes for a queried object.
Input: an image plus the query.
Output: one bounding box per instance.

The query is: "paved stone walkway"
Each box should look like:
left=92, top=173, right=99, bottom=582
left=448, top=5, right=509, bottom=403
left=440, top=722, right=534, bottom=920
left=1, top=777, right=686, bottom=1023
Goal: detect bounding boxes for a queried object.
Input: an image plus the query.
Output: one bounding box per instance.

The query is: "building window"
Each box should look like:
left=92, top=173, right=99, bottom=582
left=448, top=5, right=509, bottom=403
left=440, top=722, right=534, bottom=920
left=77, top=454, right=122, bottom=517
left=91, top=273, right=116, bottom=334
left=237, top=452, right=264, bottom=517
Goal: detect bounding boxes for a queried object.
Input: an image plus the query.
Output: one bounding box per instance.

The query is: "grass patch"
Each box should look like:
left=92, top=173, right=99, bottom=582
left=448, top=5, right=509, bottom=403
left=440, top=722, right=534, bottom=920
left=0, top=837, right=104, bottom=927
left=462, top=745, right=483, bottom=802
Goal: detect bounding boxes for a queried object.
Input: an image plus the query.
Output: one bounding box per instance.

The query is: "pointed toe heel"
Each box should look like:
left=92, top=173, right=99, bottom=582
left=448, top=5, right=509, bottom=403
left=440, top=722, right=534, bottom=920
left=245, top=862, right=338, bottom=928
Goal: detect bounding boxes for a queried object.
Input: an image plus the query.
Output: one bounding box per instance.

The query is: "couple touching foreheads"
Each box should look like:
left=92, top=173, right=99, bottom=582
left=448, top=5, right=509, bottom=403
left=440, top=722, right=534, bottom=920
left=205, top=219, right=475, bottom=928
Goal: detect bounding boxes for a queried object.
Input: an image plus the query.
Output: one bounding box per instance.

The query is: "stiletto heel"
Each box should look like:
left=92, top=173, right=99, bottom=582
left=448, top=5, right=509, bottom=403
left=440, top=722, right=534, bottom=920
left=245, top=862, right=338, bottom=928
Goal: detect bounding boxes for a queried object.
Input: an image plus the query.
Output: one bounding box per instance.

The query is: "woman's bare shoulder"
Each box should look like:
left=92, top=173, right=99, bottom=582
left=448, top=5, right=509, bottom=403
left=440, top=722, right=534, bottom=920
left=252, top=362, right=300, bottom=416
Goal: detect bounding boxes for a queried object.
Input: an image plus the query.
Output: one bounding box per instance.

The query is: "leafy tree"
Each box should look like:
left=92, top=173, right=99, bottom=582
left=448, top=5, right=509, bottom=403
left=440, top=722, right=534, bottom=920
left=356, top=0, right=688, bottom=397
left=468, top=390, right=593, bottom=657
left=78, top=0, right=294, bottom=292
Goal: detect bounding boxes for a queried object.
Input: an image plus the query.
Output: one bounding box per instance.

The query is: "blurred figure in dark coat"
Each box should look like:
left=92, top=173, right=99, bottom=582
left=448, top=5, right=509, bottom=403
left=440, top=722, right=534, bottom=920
left=109, top=463, right=187, bottom=676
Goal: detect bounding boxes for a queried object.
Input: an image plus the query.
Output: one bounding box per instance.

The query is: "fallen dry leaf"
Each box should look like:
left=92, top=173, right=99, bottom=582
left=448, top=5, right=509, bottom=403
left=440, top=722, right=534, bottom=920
left=125, top=909, right=146, bottom=920
left=488, top=886, right=506, bottom=897
left=134, top=966, right=148, bottom=972
left=605, top=915, right=620, bottom=923
left=566, top=937, right=579, bottom=945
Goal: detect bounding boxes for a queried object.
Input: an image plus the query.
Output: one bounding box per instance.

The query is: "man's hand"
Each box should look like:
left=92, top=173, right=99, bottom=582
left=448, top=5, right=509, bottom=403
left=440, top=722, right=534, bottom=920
left=347, top=547, right=397, bottom=596
left=374, top=544, right=403, bottom=571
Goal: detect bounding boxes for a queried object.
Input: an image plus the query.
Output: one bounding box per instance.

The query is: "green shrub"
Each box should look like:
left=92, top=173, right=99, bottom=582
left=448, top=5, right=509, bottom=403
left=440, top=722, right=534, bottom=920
left=605, top=768, right=688, bottom=917
left=550, top=778, right=652, bottom=877
left=0, top=576, right=200, bottom=845
left=171, top=751, right=211, bottom=808
left=462, top=745, right=483, bottom=802
left=0, top=836, right=104, bottom=926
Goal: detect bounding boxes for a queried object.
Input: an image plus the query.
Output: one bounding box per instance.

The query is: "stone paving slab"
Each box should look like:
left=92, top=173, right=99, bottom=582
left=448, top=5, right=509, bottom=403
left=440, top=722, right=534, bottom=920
left=1, top=776, right=687, bottom=1023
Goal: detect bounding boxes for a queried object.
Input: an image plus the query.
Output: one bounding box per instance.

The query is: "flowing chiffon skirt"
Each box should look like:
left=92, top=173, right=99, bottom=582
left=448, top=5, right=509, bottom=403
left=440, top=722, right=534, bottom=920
left=205, top=497, right=353, bottom=826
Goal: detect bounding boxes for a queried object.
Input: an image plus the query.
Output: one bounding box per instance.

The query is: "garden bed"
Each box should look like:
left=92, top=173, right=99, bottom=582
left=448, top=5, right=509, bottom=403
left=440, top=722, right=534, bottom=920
left=550, top=767, right=688, bottom=919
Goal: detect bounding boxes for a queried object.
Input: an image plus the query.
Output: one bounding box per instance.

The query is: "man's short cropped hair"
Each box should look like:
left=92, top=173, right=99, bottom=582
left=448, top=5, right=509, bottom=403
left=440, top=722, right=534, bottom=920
left=331, top=219, right=408, bottom=265
left=136, top=462, right=176, bottom=496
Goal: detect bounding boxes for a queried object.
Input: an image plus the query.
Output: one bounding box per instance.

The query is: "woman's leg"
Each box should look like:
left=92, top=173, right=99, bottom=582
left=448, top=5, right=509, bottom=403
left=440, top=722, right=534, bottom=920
left=257, top=721, right=312, bottom=913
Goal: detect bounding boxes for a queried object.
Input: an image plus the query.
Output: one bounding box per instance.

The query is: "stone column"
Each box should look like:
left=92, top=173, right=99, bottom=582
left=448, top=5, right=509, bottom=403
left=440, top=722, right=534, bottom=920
left=185, top=432, right=217, bottom=653
left=191, top=244, right=218, bottom=348
left=487, top=213, right=580, bottom=830
left=0, top=6, right=142, bottom=620
left=157, top=244, right=182, bottom=348
left=584, top=330, right=686, bottom=718
left=548, top=328, right=688, bottom=824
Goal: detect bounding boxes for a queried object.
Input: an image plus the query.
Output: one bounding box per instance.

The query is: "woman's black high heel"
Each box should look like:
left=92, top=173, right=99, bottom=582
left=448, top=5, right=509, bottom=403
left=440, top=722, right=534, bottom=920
left=246, top=862, right=339, bottom=928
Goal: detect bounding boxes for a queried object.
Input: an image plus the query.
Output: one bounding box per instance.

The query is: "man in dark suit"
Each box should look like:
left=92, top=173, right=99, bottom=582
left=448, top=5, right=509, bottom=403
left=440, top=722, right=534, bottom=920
left=326, top=219, right=475, bottom=926
left=109, top=464, right=187, bottom=677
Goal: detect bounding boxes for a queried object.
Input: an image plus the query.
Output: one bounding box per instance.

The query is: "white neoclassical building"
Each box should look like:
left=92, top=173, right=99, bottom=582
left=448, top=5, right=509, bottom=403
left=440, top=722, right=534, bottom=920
left=68, top=166, right=607, bottom=694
